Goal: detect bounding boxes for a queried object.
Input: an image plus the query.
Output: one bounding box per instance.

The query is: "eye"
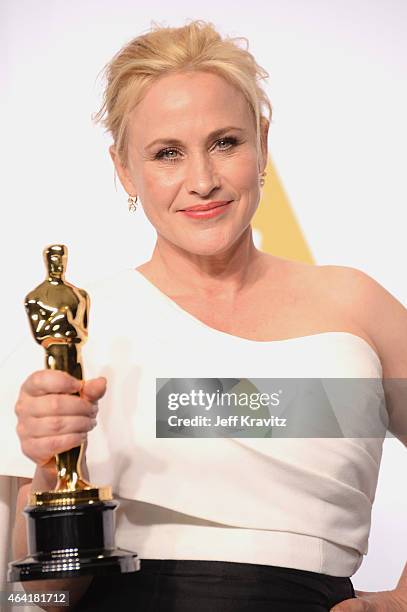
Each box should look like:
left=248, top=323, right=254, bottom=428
left=155, top=147, right=181, bottom=162
left=214, top=136, right=239, bottom=151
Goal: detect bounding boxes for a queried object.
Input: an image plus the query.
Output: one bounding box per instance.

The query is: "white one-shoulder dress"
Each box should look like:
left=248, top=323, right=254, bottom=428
left=0, top=269, right=386, bottom=590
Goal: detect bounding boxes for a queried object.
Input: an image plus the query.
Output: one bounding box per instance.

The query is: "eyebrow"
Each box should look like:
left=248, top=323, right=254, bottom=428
left=145, top=126, right=245, bottom=151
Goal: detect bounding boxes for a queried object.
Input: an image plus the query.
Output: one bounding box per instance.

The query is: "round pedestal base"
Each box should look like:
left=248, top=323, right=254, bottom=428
left=8, top=499, right=139, bottom=582
left=8, top=548, right=140, bottom=581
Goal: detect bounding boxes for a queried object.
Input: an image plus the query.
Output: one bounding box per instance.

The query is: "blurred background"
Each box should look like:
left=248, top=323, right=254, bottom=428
left=1, top=0, right=406, bottom=591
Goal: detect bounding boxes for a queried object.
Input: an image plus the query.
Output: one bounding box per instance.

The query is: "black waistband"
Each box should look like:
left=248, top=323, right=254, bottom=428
left=77, top=559, right=356, bottom=611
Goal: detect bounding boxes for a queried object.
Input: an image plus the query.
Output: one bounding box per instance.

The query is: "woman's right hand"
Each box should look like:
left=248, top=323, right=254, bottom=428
left=15, top=370, right=107, bottom=467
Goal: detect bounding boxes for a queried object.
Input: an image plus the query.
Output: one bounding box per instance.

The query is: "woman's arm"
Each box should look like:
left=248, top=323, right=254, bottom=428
left=330, top=267, right=407, bottom=611
left=359, top=268, right=407, bottom=447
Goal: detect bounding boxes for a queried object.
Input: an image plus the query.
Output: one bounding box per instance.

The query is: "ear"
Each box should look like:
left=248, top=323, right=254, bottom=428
left=109, top=145, right=138, bottom=195
left=258, top=116, right=269, bottom=173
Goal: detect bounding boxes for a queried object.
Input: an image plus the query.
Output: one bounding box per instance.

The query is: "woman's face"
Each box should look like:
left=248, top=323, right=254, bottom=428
left=111, top=70, right=268, bottom=256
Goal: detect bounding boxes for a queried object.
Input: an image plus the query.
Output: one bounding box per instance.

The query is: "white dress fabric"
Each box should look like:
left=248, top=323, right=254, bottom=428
left=0, top=268, right=386, bottom=597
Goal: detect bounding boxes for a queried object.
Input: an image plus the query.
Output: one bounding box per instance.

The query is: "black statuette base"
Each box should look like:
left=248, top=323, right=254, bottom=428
left=8, top=548, right=140, bottom=582
left=8, top=499, right=139, bottom=582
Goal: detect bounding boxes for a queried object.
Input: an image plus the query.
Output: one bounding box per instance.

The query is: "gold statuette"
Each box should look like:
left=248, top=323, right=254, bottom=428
left=8, top=244, right=139, bottom=582
left=24, top=244, right=110, bottom=505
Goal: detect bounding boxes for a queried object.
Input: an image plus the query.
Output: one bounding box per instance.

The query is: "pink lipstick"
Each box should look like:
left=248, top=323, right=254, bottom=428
left=180, top=201, right=231, bottom=219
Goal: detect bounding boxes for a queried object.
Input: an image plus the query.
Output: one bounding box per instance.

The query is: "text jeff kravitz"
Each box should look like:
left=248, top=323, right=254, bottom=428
left=167, top=414, right=287, bottom=428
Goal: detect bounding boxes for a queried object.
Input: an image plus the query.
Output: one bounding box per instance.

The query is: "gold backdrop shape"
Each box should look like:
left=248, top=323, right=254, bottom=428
left=253, top=158, right=314, bottom=264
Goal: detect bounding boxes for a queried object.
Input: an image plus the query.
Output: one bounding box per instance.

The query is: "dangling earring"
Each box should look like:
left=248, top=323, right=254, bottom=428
left=128, top=195, right=138, bottom=212
left=259, top=171, right=267, bottom=187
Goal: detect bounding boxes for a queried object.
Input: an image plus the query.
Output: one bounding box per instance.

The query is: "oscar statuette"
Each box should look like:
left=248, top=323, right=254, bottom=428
left=8, top=244, right=140, bottom=581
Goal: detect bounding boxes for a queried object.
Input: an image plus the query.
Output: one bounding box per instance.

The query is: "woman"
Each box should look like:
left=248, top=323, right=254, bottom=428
left=9, top=20, right=407, bottom=612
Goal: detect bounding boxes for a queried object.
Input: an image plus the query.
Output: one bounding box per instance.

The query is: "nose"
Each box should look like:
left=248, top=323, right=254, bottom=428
left=184, top=154, right=221, bottom=197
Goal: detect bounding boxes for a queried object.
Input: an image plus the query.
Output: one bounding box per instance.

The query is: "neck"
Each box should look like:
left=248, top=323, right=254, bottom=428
left=141, top=226, right=265, bottom=299
left=47, top=274, right=63, bottom=283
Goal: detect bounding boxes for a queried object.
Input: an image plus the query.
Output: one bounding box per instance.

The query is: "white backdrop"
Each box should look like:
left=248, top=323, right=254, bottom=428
left=1, top=0, right=406, bottom=593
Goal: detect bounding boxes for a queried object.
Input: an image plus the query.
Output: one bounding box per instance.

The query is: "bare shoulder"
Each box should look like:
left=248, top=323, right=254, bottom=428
left=319, top=264, right=407, bottom=371
left=311, top=264, right=407, bottom=446
left=266, top=257, right=407, bottom=372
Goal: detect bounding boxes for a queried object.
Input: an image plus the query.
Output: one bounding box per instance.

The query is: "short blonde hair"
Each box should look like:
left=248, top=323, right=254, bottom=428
left=94, top=20, right=272, bottom=165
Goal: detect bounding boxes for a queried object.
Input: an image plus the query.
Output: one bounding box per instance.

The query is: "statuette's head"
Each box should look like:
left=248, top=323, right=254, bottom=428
left=44, top=244, right=67, bottom=278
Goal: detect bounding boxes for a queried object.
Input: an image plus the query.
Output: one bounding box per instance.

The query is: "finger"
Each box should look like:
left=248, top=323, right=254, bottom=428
left=81, top=377, right=107, bottom=402
left=330, top=598, right=370, bottom=611
left=19, top=415, right=97, bottom=439
left=17, top=394, right=98, bottom=419
left=22, top=370, right=82, bottom=397
left=21, top=433, right=88, bottom=466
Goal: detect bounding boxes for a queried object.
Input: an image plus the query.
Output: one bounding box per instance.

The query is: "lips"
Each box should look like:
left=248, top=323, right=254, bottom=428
left=179, top=201, right=232, bottom=220
left=181, top=201, right=231, bottom=212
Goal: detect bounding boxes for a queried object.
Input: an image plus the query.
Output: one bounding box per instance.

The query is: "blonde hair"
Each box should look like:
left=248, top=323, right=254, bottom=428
left=93, top=20, right=272, bottom=165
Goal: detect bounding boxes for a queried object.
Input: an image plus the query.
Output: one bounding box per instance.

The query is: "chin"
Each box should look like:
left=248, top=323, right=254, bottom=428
left=176, top=230, right=242, bottom=257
